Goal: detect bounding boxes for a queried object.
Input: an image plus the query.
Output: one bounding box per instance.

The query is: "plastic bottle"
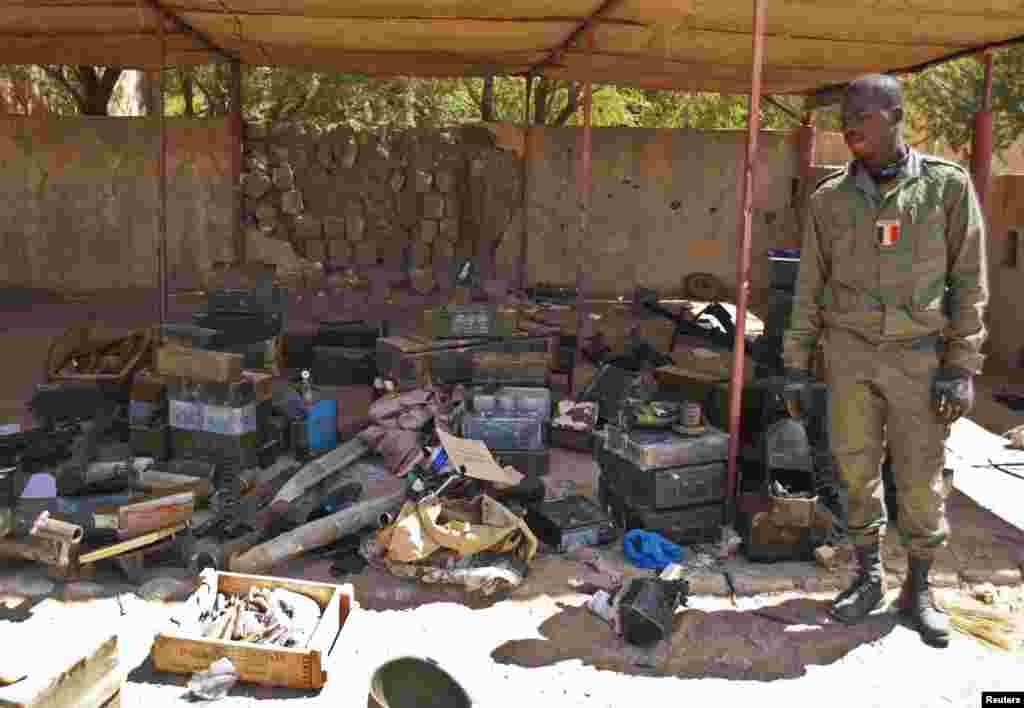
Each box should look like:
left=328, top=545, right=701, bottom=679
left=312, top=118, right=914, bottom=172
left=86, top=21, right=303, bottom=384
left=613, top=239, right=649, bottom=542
left=301, top=369, right=315, bottom=407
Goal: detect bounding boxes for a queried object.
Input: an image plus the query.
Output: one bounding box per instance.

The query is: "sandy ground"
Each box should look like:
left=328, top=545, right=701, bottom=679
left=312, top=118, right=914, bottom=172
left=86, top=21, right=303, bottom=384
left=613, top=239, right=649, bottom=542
left=1, top=288, right=1022, bottom=707
left=3, top=578, right=1019, bottom=708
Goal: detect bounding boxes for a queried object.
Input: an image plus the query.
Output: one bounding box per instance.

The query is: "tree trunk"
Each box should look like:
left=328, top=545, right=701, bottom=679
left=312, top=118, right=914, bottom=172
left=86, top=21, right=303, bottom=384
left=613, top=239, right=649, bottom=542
left=481, top=75, right=496, bottom=122
left=402, top=77, right=416, bottom=127
left=138, top=71, right=160, bottom=116
left=552, top=82, right=580, bottom=127
left=533, top=78, right=550, bottom=126
left=79, top=67, right=121, bottom=116
left=181, top=67, right=195, bottom=118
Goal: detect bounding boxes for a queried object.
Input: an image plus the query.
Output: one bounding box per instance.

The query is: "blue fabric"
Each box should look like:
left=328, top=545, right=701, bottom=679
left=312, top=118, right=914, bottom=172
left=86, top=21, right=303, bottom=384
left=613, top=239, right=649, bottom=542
left=622, top=529, right=685, bottom=570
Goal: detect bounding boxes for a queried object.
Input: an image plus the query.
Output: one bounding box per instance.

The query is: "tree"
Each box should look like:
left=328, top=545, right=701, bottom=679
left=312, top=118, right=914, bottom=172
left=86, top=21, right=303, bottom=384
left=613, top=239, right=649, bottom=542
left=902, top=48, right=1024, bottom=159
left=39, top=66, right=123, bottom=115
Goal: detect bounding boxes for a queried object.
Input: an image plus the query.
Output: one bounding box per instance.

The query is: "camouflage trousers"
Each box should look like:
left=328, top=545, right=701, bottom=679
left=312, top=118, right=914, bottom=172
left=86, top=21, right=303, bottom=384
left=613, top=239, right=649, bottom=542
left=822, top=327, right=950, bottom=559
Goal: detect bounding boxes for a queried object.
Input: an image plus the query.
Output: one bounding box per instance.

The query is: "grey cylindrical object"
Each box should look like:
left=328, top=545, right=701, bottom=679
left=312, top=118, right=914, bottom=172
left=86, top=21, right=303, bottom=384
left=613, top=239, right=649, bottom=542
left=369, top=656, right=471, bottom=708
left=230, top=490, right=406, bottom=574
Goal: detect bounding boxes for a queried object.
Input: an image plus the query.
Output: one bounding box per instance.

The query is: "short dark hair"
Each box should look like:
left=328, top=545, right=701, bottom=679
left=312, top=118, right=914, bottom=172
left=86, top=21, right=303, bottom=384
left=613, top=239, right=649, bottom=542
left=844, top=74, right=903, bottom=111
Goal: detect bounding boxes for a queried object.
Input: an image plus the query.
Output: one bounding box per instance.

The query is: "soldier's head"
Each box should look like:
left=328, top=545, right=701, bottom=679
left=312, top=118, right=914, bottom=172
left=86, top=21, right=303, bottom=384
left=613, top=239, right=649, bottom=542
left=841, top=74, right=905, bottom=166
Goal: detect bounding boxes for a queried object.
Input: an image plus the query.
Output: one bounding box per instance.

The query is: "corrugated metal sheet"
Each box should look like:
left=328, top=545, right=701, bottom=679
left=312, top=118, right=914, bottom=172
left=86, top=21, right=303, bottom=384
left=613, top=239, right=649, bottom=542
left=0, top=0, right=1022, bottom=93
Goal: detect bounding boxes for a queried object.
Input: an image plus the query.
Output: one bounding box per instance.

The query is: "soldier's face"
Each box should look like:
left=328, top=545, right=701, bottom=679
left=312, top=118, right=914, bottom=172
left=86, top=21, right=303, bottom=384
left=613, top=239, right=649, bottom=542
left=841, top=91, right=901, bottom=164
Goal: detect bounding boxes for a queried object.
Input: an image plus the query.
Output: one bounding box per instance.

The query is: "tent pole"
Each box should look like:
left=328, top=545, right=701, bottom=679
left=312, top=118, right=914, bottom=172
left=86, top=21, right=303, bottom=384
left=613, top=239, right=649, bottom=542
left=158, top=11, right=168, bottom=332
left=725, top=0, right=768, bottom=527
left=518, top=75, right=533, bottom=293
left=795, top=111, right=816, bottom=246
left=229, top=60, right=244, bottom=264
left=970, top=51, right=995, bottom=207
left=572, top=30, right=594, bottom=396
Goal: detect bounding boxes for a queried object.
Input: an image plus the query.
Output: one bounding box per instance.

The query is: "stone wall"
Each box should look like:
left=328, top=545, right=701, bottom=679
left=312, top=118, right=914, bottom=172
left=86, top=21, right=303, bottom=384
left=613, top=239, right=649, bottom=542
left=241, top=124, right=522, bottom=295
left=0, top=116, right=808, bottom=307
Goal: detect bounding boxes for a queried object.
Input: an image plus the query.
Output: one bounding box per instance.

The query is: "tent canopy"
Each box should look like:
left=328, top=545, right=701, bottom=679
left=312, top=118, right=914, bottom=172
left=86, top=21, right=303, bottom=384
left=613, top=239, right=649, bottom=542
left=1, top=0, right=1022, bottom=96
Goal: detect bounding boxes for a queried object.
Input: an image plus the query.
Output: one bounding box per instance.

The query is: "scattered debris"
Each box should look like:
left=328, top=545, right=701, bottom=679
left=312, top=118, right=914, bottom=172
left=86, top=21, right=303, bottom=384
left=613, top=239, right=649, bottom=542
left=187, top=657, right=239, bottom=701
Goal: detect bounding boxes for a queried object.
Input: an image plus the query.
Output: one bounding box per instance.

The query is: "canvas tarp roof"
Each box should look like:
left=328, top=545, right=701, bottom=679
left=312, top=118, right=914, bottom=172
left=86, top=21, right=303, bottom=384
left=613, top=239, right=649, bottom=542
left=1, top=0, right=1022, bottom=95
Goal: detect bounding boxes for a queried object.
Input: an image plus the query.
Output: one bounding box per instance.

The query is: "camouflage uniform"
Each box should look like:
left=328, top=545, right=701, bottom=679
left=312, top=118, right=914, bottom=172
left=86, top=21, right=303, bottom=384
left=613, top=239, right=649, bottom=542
left=783, top=150, right=988, bottom=560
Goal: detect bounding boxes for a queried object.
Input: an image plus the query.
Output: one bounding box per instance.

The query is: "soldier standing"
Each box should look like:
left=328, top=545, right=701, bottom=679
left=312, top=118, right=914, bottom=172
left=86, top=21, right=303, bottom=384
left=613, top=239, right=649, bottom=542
left=783, top=74, right=988, bottom=647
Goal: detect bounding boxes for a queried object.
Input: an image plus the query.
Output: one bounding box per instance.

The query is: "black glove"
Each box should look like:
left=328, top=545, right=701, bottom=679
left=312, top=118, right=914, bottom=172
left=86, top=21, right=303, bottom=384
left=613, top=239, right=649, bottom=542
left=782, top=368, right=813, bottom=417
left=932, top=367, right=975, bottom=424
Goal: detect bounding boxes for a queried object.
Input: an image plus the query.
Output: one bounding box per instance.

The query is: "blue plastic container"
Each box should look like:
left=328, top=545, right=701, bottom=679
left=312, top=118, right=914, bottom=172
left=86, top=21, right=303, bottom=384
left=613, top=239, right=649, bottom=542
left=306, top=398, right=338, bottom=453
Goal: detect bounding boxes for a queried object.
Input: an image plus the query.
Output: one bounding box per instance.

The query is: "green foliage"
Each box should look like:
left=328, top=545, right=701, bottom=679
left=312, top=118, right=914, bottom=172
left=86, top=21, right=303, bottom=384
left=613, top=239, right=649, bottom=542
left=10, top=51, right=1024, bottom=161
left=903, top=48, right=1024, bottom=158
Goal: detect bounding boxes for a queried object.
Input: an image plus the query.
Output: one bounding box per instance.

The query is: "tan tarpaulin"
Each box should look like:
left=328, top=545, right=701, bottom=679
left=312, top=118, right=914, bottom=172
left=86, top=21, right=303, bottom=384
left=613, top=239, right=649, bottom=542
left=1, top=1, right=1023, bottom=94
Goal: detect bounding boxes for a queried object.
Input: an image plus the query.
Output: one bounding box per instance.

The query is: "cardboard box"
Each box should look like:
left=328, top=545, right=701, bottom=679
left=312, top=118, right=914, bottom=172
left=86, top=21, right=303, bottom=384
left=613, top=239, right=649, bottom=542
left=150, top=572, right=355, bottom=690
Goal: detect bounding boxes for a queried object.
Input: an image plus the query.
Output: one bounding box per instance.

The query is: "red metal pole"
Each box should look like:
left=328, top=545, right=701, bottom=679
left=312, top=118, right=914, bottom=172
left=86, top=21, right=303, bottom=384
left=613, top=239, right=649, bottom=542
left=573, top=31, right=594, bottom=394
left=518, top=75, right=533, bottom=293
left=157, top=13, right=168, bottom=331
left=725, top=0, right=768, bottom=526
left=229, top=60, right=244, bottom=264
left=795, top=112, right=816, bottom=247
left=971, top=52, right=994, bottom=207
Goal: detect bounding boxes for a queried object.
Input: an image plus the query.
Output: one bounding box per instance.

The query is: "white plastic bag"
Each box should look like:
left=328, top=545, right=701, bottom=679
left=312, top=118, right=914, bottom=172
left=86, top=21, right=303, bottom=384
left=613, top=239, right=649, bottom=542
left=187, top=657, right=239, bottom=701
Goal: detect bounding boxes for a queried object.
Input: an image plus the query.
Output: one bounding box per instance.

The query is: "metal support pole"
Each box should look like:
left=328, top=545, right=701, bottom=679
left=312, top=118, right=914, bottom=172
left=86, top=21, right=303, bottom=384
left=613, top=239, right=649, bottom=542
left=229, top=60, right=244, bottom=264
left=795, top=112, right=816, bottom=246
left=573, top=32, right=594, bottom=396
left=157, top=13, right=168, bottom=331
left=725, top=0, right=768, bottom=526
left=970, top=52, right=995, bottom=207
left=518, top=75, right=533, bottom=293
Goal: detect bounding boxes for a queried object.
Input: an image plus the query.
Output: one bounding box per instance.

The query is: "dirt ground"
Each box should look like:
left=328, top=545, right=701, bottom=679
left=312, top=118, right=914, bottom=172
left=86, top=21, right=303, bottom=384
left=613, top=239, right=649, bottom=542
left=1, top=288, right=1022, bottom=707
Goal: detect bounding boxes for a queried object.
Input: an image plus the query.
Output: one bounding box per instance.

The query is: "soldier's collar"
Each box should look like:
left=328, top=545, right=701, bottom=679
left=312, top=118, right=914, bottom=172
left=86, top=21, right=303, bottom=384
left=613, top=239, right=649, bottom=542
left=848, top=148, right=922, bottom=198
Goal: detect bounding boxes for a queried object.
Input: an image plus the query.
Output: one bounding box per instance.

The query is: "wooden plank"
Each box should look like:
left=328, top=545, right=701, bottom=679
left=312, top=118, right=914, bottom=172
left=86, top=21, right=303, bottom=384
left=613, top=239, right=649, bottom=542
left=0, top=633, right=119, bottom=708
left=117, top=493, right=194, bottom=539
left=150, top=572, right=355, bottom=690
left=136, top=471, right=211, bottom=504
left=78, top=523, right=186, bottom=565
left=944, top=417, right=1024, bottom=532
left=155, top=345, right=243, bottom=384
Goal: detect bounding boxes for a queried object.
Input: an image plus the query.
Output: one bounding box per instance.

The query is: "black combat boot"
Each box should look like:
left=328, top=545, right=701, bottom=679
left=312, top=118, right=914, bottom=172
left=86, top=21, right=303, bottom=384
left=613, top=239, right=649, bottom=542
left=830, top=543, right=885, bottom=623
left=897, top=556, right=950, bottom=647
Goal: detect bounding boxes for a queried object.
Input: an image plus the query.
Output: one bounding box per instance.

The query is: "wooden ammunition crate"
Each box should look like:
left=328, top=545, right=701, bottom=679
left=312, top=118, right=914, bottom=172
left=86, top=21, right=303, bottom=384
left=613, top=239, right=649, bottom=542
left=376, top=333, right=555, bottom=389
left=156, top=345, right=243, bottom=384
left=424, top=303, right=518, bottom=339
left=151, top=572, right=356, bottom=690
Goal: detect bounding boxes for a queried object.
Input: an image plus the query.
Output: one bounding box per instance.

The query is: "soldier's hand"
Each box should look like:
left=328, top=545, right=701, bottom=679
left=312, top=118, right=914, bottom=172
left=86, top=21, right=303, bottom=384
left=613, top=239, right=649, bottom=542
left=931, top=367, right=975, bottom=424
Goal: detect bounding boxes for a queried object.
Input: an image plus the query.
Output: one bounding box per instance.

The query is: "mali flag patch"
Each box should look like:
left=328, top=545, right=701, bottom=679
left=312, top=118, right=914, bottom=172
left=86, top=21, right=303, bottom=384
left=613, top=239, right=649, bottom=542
left=876, top=220, right=901, bottom=247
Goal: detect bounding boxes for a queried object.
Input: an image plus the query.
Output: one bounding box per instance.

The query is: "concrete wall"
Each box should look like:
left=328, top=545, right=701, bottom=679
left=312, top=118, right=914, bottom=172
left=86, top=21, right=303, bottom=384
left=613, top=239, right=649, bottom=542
left=983, top=175, right=1024, bottom=372
left=0, top=115, right=234, bottom=292
left=0, top=118, right=803, bottom=303
left=517, top=127, right=802, bottom=299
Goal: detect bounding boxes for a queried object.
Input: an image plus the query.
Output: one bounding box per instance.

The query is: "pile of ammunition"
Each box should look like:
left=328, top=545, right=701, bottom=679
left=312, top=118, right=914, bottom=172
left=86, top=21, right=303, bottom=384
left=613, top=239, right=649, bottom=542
left=180, top=584, right=324, bottom=648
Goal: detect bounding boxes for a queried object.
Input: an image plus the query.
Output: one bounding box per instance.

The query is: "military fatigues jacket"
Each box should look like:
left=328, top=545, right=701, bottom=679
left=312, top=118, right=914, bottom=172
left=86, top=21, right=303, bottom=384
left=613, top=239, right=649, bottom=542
left=783, top=151, right=988, bottom=555
left=782, top=150, right=989, bottom=375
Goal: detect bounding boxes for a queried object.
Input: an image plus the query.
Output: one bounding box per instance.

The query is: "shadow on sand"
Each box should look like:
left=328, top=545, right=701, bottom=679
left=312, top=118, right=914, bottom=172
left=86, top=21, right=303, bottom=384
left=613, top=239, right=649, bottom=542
left=491, top=595, right=899, bottom=681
